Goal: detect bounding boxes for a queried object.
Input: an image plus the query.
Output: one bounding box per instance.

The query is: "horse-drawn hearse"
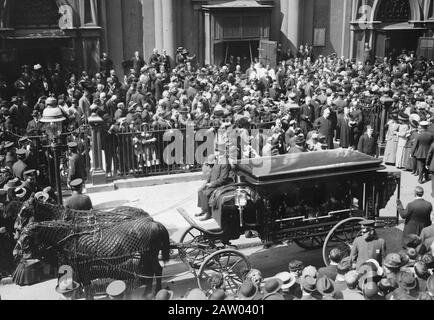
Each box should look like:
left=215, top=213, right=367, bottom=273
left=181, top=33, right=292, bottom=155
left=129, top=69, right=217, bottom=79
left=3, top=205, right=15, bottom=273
left=12, top=149, right=400, bottom=298
left=176, top=149, right=401, bottom=294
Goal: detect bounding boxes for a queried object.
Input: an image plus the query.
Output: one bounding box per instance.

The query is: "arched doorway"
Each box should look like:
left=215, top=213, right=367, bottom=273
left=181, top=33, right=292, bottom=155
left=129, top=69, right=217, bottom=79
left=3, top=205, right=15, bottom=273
left=373, top=0, right=426, bottom=59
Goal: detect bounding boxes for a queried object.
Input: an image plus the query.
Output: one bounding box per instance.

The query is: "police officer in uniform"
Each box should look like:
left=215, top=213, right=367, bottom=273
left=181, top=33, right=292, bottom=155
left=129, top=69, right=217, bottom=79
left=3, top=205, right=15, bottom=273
left=64, top=179, right=93, bottom=211
left=12, top=149, right=28, bottom=181
left=4, top=142, right=16, bottom=169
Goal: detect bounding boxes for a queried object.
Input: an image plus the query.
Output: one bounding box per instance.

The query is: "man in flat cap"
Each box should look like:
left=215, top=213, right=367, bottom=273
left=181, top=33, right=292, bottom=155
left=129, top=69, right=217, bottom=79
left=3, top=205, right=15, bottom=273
left=65, top=179, right=92, bottom=211
left=12, top=149, right=28, bottom=181
left=350, top=220, right=387, bottom=270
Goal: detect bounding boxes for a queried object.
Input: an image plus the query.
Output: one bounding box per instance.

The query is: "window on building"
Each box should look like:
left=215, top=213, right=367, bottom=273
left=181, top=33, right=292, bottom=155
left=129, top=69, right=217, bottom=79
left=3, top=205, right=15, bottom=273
left=81, top=0, right=97, bottom=26
left=376, top=0, right=410, bottom=22
left=12, top=0, right=59, bottom=28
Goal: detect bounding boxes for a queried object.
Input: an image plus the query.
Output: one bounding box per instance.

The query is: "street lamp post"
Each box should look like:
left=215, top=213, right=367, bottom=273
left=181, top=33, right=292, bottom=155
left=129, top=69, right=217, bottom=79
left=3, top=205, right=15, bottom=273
left=377, top=93, right=393, bottom=158
left=88, top=113, right=106, bottom=185
left=41, top=100, right=66, bottom=205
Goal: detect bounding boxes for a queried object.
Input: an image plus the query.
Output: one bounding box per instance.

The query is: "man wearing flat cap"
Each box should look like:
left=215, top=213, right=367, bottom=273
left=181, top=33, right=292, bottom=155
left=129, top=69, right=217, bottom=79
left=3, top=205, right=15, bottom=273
left=350, top=220, right=386, bottom=270
left=12, top=149, right=28, bottom=181
left=65, top=179, right=92, bottom=211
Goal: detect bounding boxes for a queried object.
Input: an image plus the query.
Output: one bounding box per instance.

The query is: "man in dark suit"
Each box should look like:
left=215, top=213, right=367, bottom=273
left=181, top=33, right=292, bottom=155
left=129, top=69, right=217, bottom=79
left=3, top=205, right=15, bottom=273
left=425, top=139, right=434, bottom=197
left=397, top=186, right=432, bottom=246
left=358, top=125, right=377, bottom=157
left=67, top=142, right=87, bottom=185
left=299, top=96, right=316, bottom=137
left=314, top=107, right=336, bottom=150
left=26, top=110, right=44, bottom=136
left=64, top=179, right=93, bottom=211
left=318, top=248, right=342, bottom=281
left=12, top=149, right=28, bottom=181
left=131, top=51, right=145, bottom=75
left=196, top=154, right=231, bottom=221
left=412, top=121, right=434, bottom=184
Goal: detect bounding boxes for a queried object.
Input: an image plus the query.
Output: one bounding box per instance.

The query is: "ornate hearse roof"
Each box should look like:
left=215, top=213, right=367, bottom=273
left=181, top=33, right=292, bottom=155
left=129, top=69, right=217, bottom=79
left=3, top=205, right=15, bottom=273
left=237, top=149, right=385, bottom=185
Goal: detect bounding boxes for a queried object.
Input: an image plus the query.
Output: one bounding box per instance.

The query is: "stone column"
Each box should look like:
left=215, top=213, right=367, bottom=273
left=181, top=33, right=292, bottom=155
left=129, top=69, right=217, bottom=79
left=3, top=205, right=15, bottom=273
left=162, top=0, right=176, bottom=64
left=281, top=0, right=300, bottom=51
left=88, top=114, right=106, bottom=185
left=154, top=0, right=164, bottom=51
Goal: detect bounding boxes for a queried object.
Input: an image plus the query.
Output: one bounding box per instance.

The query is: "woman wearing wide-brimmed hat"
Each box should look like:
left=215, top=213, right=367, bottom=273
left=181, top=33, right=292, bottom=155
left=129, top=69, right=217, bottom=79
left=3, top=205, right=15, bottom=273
left=404, top=115, right=420, bottom=173
left=396, top=112, right=410, bottom=169
left=384, top=112, right=400, bottom=165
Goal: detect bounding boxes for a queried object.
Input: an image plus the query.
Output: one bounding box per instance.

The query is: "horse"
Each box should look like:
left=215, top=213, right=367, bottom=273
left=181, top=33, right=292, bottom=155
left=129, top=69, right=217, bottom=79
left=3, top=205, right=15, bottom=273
left=14, top=197, right=150, bottom=240
left=14, top=214, right=171, bottom=298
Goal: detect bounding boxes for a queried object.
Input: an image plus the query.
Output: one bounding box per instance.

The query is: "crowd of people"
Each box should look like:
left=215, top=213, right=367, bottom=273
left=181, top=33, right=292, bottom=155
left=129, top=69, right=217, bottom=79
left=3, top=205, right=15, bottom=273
left=3, top=42, right=434, bottom=299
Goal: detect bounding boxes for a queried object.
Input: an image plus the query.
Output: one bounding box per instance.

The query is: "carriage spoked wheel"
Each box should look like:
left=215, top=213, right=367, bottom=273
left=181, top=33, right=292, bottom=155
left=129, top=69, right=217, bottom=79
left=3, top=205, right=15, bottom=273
left=180, top=226, right=220, bottom=269
left=322, top=217, right=366, bottom=266
left=197, top=249, right=251, bottom=296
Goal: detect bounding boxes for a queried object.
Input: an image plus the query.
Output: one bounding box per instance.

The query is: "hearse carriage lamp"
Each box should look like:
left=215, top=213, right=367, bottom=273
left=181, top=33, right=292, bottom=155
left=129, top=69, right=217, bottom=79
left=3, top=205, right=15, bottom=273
left=235, top=187, right=248, bottom=228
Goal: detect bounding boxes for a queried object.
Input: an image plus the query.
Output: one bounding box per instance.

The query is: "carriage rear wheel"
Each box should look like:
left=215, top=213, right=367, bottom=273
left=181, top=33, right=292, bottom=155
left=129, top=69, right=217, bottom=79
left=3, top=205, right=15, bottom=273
left=322, top=217, right=366, bottom=266
left=197, top=249, right=251, bottom=296
left=179, top=226, right=219, bottom=269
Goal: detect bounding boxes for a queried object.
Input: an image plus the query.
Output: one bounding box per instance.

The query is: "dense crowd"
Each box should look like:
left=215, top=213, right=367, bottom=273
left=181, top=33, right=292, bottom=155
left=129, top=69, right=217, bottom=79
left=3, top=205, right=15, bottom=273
left=3, top=44, right=434, bottom=299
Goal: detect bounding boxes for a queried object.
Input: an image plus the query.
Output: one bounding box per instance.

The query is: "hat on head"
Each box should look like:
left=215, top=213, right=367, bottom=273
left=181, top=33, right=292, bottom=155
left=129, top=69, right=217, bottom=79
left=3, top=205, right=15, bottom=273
left=404, top=234, right=422, bottom=249
left=238, top=281, right=259, bottom=300
left=34, top=64, right=42, bottom=70
left=365, top=259, right=384, bottom=277
left=363, top=282, right=379, bottom=299
left=262, top=293, right=285, bottom=300
left=301, top=275, right=317, bottom=293
left=414, top=261, right=429, bottom=278
left=316, top=277, right=335, bottom=297
left=35, top=191, right=49, bottom=202
left=208, top=289, right=226, bottom=301
left=420, top=121, right=430, bottom=127
left=55, top=278, right=80, bottom=295
left=14, top=187, right=27, bottom=199
left=274, top=272, right=296, bottom=290
left=302, top=265, right=317, bottom=278
left=3, top=178, right=21, bottom=191
left=106, top=280, right=126, bottom=298
left=398, top=112, right=409, bottom=122
left=4, top=141, right=14, bottom=149
left=16, top=149, right=27, bottom=156
left=359, top=219, right=376, bottom=228
left=398, top=271, right=418, bottom=291
left=154, top=289, right=174, bottom=300
left=67, top=142, right=78, bottom=149
left=383, top=253, right=402, bottom=269
left=184, top=288, right=207, bottom=300
left=69, top=178, right=84, bottom=189
left=295, top=135, right=306, bottom=145
left=337, top=259, right=352, bottom=275
left=19, top=136, right=31, bottom=143
left=24, top=169, right=37, bottom=178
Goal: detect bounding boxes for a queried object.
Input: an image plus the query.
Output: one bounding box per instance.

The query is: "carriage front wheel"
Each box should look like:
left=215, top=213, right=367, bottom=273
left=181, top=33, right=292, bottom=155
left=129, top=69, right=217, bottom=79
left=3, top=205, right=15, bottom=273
left=322, top=217, right=366, bottom=267
left=197, top=249, right=251, bottom=296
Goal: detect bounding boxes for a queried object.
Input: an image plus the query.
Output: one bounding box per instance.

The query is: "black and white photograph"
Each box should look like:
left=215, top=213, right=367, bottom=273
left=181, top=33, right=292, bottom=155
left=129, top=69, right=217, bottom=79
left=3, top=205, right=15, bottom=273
left=0, top=0, right=434, bottom=306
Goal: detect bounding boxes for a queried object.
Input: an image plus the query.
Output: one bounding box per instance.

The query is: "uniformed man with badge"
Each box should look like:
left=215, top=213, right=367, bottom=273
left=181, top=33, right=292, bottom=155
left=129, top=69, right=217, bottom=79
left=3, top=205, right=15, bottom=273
left=349, top=220, right=387, bottom=270
left=12, top=149, right=28, bottom=181
left=64, top=179, right=93, bottom=211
